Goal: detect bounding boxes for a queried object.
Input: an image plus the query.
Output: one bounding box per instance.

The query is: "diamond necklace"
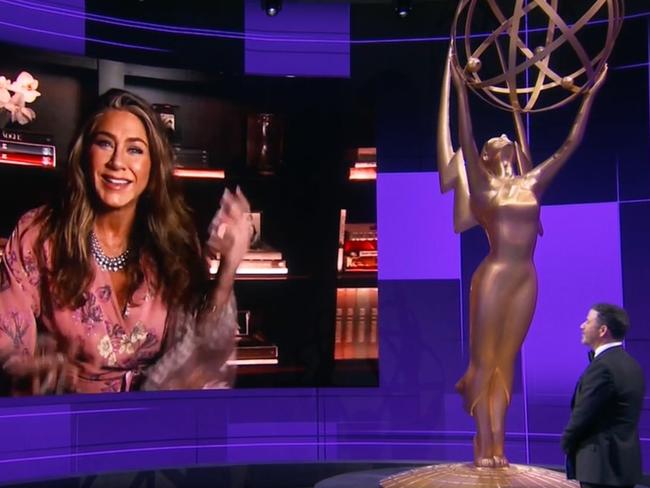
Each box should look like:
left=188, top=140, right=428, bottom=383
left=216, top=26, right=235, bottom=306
left=89, top=231, right=131, bottom=272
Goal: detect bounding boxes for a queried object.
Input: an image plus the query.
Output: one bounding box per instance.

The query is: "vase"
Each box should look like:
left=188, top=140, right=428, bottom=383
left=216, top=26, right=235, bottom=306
left=246, top=113, right=284, bottom=175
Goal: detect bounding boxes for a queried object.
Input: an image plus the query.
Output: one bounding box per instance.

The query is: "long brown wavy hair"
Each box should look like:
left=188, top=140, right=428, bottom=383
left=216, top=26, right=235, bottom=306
left=34, top=89, right=207, bottom=311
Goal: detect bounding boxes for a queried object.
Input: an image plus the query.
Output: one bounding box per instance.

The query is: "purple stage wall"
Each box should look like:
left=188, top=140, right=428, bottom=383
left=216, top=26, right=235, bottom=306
left=0, top=0, right=85, bottom=55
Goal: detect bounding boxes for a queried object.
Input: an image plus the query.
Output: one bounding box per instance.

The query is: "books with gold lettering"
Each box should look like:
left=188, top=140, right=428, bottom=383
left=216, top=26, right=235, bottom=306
left=0, top=129, right=56, bottom=169
left=334, top=287, right=378, bottom=360
left=338, top=210, right=378, bottom=273
left=342, top=221, right=377, bottom=273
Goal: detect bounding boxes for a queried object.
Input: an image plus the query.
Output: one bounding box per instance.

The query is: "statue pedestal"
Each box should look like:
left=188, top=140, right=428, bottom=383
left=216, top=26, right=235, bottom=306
left=380, top=463, right=578, bottom=488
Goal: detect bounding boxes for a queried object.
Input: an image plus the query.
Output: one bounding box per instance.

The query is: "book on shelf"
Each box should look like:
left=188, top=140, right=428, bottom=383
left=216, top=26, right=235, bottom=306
left=243, top=249, right=283, bottom=261
left=338, top=218, right=378, bottom=273
left=0, top=130, right=56, bottom=169
left=347, top=147, right=377, bottom=180
left=229, top=334, right=279, bottom=366
left=209, top=258, right=288, bottom=276
left=1, top=128, right=54, bottom=145
left=349, top=165, right=376, bottom=180
left=347, top=146, right=376, bottom=163
left=1, top=141, right=54, bottom=156
left=334, top=287, right=378, bottom=360
left=172, top=145, right=209, bottom=168
left=337, top=209, right=347, bottom=272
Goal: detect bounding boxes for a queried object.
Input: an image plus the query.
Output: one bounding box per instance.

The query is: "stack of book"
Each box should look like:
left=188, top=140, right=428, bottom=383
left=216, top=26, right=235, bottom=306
left=233, top=335, right=279, bottom=366
left=0, top=130, right=56, bottom=169
left=338, top=210, right=377, bottom=274
left=226, top=310, right=279, bottom=366
left=172, top=146, right=226, bottom=179
left=343, top=222, right=377, bottom=272
left=348, top=147, right=376, bottom=181
left=237, top=248, right=288, bottom=275
left=334, top=287, right=378, bottom=360
left=172, top=145, right=209, bottom=168
left=209, top=248, right=288, bottom=276
left=209, top=212, right=288, bottom=276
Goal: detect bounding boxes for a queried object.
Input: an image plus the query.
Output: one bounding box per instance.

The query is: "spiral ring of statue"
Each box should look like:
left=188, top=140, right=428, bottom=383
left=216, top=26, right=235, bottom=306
left=451, top=0, right=623, bottom=112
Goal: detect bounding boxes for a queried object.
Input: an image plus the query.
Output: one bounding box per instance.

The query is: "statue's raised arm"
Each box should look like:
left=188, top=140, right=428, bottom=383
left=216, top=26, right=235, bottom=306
left=436, top=45, right=478, bottom=233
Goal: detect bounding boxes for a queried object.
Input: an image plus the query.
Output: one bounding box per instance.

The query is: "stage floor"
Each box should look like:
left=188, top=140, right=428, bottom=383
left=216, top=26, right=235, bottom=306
left=5, top=463, right=650, bottom=488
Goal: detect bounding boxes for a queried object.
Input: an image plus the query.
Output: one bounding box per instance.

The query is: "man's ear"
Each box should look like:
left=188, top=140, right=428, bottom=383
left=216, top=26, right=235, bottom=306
left=599, top=324, right=610, bottom=338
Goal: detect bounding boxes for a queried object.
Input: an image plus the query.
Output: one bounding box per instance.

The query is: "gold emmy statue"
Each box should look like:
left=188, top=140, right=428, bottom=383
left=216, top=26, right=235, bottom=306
left=440, top=40, right=606, bottom=470
left=382, top=0, right=622, bottom=486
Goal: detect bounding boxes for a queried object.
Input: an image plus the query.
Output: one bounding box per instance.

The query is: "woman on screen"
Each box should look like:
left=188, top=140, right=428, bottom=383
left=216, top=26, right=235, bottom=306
left=0, top=89, right=251, bottom=394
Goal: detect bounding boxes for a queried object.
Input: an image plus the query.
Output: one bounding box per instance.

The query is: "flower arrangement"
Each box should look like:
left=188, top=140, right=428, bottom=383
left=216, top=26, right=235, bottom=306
left=0, top=71, right=41, bottom=126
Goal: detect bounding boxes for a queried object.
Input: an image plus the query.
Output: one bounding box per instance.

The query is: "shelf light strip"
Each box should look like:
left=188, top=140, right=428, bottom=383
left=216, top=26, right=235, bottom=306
left=172, top=168, right=225, bottom=179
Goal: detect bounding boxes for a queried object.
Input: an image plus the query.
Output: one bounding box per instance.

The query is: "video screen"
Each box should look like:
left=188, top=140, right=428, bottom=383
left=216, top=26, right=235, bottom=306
left=0, top=43, right=378, bottom=395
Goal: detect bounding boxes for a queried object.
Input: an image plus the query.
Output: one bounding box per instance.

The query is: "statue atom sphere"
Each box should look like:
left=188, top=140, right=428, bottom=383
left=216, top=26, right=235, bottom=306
left=451, top=0, right=624, bottom=112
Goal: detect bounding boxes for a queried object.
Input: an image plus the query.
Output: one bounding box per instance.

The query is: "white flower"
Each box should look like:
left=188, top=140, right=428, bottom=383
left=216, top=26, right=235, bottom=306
left=119, top=337, right=135, bottom=355
left=0, top=77, right=10, bottom=105
left=98, top=335, right=114, bottom=357
left=131, top=324, right=148, bottom=342
left=0, top=71, right=41, bottom=125
left=97, top=336, right=117, bottom=366
left=4, top=93, right=36, bottom=124
left=9, top=72, right=40, bottom=103
left=118, top=326, right=148, bottom=355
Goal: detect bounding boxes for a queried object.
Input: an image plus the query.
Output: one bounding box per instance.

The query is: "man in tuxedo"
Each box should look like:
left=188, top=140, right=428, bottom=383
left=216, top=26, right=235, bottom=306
left=561, top=303, right=645, bottom=488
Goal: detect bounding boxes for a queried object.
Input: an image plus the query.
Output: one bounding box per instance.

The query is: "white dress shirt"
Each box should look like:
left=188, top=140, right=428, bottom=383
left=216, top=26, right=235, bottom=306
left=593, top=341, right=623, bottom=358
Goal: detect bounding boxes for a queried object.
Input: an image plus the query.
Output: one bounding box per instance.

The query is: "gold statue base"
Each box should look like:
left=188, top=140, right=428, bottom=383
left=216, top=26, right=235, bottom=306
left=380, top=463, right=578, bottom=488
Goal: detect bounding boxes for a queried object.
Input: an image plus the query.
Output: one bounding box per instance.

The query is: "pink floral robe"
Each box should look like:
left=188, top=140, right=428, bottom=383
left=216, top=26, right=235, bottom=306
left=0, top=208, right=235, bottom=394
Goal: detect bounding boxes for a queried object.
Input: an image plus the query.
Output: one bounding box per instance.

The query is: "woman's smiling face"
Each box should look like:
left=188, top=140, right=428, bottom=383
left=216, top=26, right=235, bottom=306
left=88, top=109, right=151, bottom=213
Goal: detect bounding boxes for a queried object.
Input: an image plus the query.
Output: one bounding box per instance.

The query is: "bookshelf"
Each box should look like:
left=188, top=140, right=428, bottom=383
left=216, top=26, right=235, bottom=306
left=332, top=148, right=379, bottom=384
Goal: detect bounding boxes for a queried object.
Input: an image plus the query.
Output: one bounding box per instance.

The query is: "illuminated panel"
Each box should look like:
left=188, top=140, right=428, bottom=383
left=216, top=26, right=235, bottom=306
left=377, top=172, right=460, bottom=280
left=0, top=0, right=85, bottom=54
left=244, top=0, right=350, bottom=77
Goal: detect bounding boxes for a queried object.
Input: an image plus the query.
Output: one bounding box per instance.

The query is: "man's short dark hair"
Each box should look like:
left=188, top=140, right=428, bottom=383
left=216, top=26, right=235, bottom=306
left=592, top=303, right=630, bottom=340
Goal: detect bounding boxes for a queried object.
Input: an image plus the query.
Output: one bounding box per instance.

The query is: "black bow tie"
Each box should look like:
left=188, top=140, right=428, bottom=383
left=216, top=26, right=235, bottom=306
left=588, top=350, right=595, bottom=363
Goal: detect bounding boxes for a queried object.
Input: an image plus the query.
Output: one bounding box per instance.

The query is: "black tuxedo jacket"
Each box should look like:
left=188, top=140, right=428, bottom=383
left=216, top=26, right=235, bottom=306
left=561, top=346, right=645, bottom=486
